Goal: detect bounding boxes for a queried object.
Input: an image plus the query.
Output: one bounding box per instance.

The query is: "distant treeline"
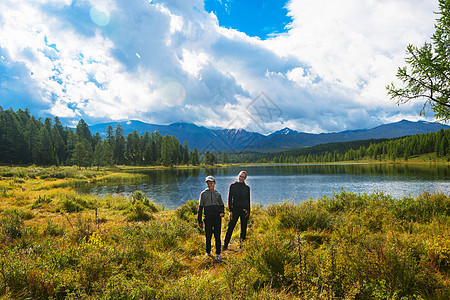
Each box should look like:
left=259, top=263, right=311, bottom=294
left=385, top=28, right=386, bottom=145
left=0, top=107, right=206, bottom=167
left=227, top=129, right=449, bottom=163
left=223, top=130, right=450, bottom=164
left=2, top=107, right=449, bottom=166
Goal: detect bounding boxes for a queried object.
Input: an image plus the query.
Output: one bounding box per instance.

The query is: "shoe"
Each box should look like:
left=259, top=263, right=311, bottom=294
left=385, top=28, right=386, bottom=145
left=215, top=254, right=222, bottom=262
left=204, top=253, right=210, bottom=261
left=221, top=245, right=227, bottom=251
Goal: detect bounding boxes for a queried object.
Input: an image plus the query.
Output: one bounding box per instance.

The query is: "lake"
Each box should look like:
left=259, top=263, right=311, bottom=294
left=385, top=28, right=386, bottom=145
left=78, top=163, right=450, bottom=209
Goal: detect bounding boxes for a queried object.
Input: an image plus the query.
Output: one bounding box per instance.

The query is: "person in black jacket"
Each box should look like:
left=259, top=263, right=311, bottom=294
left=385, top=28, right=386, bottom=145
left=222, top=170, right=250, bottom=251
left=197, top=175, right=225, bottom=262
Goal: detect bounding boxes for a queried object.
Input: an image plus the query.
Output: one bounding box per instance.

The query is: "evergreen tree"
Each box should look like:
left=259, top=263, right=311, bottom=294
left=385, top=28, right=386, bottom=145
left=190, top=148, right=200, bottom=166
left=387, top=0, right=450, bottom=122
left=125, top=130, right=141, bottom=165
left=22, top=116, right=39, bottom=164
left=73, top=138, right=93, bottom=168
left=439, top=135, right=449, bottom=156
left=160, top=135, right=180, bottom=166
left=65, top=130, right=77, bottom=164
left=205, top=151, right=217, bottom=165
left=141, top=132, right=154, bottom=165
left=113, top=124, right=126, bottom=165
left=0, top=108, right=26, bottom=163
left=151, top=131, right=163, bottom=164
left=92, top=132, right=102, bottom=152
left=75, top=119, right=91, bottom=142
left=93, top=140, right=113, bottom=167
left=182, top=141, right=189, bottom=165
left=51, top=125, right=66, bottom=165
left=36, top=126, right=54, bottom=165
left=221, top=152, right=229, bottom=164
left=106, top=125, right=115, bottom=145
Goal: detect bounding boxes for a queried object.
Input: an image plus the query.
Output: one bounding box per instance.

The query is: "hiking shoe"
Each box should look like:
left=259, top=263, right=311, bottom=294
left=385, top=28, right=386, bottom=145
left=215, top=254, right=222, bottom=262
left=204, top=253, right=210, bottom=261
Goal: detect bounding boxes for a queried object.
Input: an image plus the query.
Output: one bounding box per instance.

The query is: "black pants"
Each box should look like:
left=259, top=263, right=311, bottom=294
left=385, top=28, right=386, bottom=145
left=204, top=217, right=222, bottom=255
left=223, top=208, right=248, bottom=248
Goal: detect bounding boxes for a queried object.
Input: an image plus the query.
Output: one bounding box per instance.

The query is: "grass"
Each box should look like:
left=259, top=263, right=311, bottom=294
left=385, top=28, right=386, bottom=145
left=0, top=166, right=449, bottom=299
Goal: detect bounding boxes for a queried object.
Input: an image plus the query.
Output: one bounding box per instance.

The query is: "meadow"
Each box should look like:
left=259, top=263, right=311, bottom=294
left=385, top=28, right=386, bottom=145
left=0, top=166, right=449, bottom=299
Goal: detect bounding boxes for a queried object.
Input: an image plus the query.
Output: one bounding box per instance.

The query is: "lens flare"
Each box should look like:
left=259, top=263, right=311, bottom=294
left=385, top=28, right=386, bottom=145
left=161, top=81, right=185, bottom=106
left=90, top=6, right=110, bottom=26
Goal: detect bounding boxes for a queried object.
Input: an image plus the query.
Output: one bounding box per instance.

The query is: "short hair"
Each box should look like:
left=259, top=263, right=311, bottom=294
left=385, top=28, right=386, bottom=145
left=239, top=170, right=247, bottom=177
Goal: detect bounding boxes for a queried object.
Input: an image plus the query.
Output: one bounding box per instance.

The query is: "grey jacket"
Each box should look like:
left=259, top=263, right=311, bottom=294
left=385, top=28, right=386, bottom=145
left=197, top=189, right=224, bottom=223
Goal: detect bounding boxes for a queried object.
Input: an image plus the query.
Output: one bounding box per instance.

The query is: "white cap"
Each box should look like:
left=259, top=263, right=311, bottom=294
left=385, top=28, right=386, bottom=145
left=205, top=175, right=215, bottom=182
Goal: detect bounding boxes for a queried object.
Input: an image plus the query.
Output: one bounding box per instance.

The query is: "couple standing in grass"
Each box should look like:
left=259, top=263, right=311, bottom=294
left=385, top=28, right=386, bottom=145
left=197, top=171, right=251, bottom=262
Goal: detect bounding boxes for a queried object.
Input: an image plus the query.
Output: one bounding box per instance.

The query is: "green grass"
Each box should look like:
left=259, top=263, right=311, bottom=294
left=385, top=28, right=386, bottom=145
left=0, top=166, right=449, bottom=299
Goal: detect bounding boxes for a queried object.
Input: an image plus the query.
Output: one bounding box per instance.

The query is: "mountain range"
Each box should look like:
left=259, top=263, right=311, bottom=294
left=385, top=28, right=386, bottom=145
left=89, top=120, right=450, bottom=153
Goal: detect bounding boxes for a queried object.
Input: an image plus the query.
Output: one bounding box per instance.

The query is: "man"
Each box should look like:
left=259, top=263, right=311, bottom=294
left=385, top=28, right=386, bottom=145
left=197, top=175, right=225, bottom=262
left=222, top=170, right=250, bottom=251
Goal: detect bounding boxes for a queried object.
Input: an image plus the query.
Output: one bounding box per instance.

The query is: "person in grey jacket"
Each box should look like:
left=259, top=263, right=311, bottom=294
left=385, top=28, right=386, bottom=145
left=197, top=175, right=225, bottom=262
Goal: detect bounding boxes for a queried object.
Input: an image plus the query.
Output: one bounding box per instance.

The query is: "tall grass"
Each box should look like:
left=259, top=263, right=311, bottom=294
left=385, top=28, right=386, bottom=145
left=0, top=167, right=449, bottom=299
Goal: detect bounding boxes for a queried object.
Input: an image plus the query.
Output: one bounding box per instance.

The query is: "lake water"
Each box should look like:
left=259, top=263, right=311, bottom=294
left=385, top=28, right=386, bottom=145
left=79, top=164, right=450, bottom=209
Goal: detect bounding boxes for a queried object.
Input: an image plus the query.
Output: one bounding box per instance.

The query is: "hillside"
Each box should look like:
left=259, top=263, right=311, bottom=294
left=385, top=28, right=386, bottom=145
left=89, top=119, right=450, bottom=152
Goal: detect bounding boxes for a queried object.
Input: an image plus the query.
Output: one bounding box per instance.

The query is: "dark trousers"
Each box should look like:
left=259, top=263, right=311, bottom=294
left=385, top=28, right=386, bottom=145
left=223, top=208, right=248, bottom=247
left=204, top=217, right=222, bottom=255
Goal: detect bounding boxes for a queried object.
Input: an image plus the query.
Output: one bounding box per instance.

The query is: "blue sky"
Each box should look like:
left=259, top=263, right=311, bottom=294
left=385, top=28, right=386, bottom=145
left=204, top=0, right=292, bottom=38
left=0, top=0, right=440, bottom=133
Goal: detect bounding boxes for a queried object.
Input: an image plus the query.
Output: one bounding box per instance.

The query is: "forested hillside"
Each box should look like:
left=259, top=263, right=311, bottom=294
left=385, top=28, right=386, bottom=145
left=264, top=129, right=450, bottom=163
left=2, top=107, right=449, bottom=166
left=0, top=107, right=201, bottom=167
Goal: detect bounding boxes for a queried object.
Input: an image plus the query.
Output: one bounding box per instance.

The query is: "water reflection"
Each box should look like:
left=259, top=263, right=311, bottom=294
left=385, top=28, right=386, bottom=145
left=78, top=164, right=450, bottom=209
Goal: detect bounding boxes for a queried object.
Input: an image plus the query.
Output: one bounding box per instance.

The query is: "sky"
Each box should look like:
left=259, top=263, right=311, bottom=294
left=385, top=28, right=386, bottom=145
left=0, top=0, right=441, bottom=134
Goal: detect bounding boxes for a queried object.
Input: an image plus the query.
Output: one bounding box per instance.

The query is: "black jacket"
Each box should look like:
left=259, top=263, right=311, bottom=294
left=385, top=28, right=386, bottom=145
left=228, top=182, right=250, bottom=214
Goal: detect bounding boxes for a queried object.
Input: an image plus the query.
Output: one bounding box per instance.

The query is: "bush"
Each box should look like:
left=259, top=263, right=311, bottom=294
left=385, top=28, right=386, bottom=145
left=245, top=231, right=298, bottom=289
left=393, top=191, right=450, bottom=223
left=1, top=209, right=24, bottom=239
left=58, top=195, right=95, bottom=213
left=131, top=190, right=159, bottom=212
left=44, top=219, right=65, bottom=236
left=268, top=201, right=334, bottom=232
left=175, top=199, right=199, bottom=221
left=32, top=195, right=52, bottom=209
left=126, top=201, right=154, bottom=222
left=126, top=191, right=160, bottom=221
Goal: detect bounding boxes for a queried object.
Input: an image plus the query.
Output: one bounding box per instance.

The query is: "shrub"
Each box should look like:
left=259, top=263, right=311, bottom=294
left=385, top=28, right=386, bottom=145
left=32, top=195, right=52, bottom=209
left=0, top=250, right=31, bottom=297
left=126, top=201, right=153, bottom=222
left=44, top=219, right=65, bottom=236
left=175, top=199, right=199, bottom=221
left=126, top=191, right=160, bottom=221
left=144, top=218, right=194, bottom=250
left=130, top=190, right=159, bottom=211
left=58, top=195, right=95, bottom=213
left=1, top=209, right=24, bottom=239
left=268, top=201, right=334, bottom=232
left=393, top=192, right=450, bottom=223
left=223, top=256, right=257, bottom=299
left=245, top=231, right=298, bottom=289
left=70, top=232, right=113, bottom=294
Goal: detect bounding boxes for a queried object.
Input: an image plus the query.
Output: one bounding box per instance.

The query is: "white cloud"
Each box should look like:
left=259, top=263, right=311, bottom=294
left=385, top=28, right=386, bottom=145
left=0, top=0, right=440, bottom=133
left=264, top=0, right=438, bottom=105
left=180, top=49, right=209, bottom=79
